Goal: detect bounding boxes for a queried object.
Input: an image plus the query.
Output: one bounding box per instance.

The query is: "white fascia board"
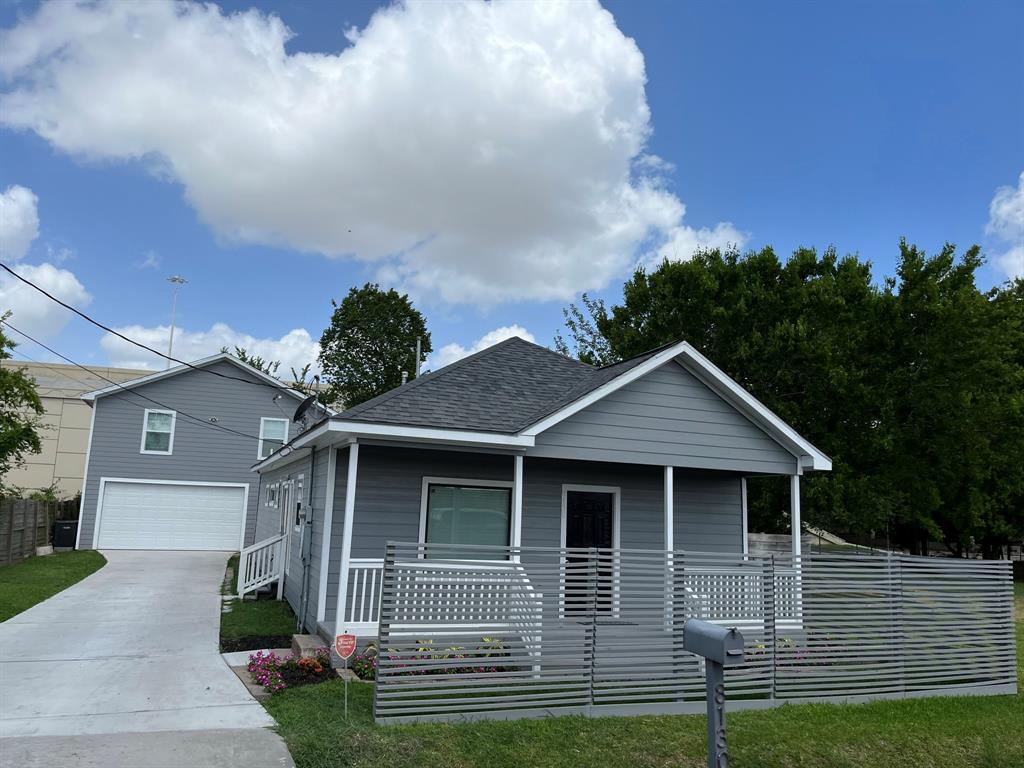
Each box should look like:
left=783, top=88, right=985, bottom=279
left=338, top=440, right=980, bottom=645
left=81, top=352, right=308, bottom=403
left=519, top=341, right=692, bottom=437
left=675, top=344, right=832, bottom=471
left=251, top=420, right=532, bottom=473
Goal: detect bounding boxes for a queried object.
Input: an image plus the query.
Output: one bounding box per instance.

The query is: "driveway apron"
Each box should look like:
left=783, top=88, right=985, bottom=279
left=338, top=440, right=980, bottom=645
left=0, top=550, right=292, bottom=767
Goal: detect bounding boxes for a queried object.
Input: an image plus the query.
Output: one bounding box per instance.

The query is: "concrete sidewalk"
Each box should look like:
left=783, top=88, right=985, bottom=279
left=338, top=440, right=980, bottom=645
left=0, top=550, right=293, bottom=767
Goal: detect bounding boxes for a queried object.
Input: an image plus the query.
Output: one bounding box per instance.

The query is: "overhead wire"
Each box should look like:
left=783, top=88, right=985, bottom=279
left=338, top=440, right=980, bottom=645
left=1, top=260, right=298, bottom=393
left=1, top=320, right=268, bottom=443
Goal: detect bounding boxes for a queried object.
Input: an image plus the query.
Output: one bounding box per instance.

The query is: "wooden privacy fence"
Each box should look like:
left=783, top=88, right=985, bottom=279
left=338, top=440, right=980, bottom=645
left=373, top=543, right=1016, bottom=724
left=0, top=498, right=79, bottom=566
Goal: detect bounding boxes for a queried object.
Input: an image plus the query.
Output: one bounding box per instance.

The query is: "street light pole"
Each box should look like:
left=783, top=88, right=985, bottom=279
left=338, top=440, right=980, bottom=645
left=166, top=275, right=187, bottom=369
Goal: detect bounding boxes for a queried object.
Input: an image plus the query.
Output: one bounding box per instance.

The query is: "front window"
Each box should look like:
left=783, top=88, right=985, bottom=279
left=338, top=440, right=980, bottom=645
left=259, top=418, right=288, bottom=459
left=141, top=409, right=175, bottom=454
left=424, top=483, right=511, bottom=559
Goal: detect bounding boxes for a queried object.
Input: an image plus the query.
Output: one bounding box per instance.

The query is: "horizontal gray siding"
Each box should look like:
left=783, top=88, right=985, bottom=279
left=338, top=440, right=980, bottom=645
left=674, top=470, right=744, bottom=553
left=256, top=446, right=332, bottom=632
left=349, top=446, right=513, bottom=560
left=79, top=360, right=305, bottom=549
left=529, top=361, right=798, bottom=474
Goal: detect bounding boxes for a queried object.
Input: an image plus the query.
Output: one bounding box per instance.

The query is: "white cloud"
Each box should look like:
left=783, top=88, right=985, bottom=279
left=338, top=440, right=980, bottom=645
left=0, top=261, right=91, bottom=339
left=0, top=184, right=39, bottom=261
left=0, top=0, right=743, bottom=303
left=638, top=219, right=748, bottom=272
left=429, top=324, right=535, bottom=370
left=986, top=171, right=1024, bottom=279
left=100, top=322, right=320, bottom=375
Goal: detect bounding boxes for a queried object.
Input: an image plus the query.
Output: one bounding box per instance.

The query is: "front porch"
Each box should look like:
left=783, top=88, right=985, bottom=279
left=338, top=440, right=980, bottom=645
left=325, top=444, right=807, bottom=639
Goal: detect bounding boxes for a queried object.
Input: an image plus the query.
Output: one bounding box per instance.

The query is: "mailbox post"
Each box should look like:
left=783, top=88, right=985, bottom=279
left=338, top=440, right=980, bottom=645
left=683, top=619, right=745, bottom=768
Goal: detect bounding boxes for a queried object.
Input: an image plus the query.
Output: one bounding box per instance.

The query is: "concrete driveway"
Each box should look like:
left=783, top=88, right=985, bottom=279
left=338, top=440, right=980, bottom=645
left=0, top=551, right=293, bottom=767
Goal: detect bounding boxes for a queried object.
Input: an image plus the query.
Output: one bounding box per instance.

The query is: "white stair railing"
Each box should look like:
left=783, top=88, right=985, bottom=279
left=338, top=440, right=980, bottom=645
left=238, top=533, right=287, bottom=598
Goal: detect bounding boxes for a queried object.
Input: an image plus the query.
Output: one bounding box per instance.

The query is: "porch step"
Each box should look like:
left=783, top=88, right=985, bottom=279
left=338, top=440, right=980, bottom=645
left=292, top=634, right=326, bottom=658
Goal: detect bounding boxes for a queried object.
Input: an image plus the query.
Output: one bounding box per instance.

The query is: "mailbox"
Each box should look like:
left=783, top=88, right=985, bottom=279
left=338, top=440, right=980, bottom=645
left=682, top=619, right=745, bottom=667
left=683, top=619, right=746, bottom=768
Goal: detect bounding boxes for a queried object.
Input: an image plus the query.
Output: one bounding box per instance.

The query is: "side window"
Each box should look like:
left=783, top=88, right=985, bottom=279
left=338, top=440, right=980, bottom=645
left=259, top=418, right=288, bottom=459
left=293, top=474, right=304, bottom=529
left=141, top=409, right=175, bottom=454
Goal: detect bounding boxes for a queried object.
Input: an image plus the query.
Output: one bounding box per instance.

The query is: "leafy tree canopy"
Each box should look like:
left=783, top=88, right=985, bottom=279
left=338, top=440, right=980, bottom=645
left=557, top=242, right=1024, bottom=557
left=318, top=283, right=431, bottom=408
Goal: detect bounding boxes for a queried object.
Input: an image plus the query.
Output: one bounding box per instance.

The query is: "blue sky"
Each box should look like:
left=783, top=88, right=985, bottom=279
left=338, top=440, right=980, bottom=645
left=1, top=0, right=1021, bottom=377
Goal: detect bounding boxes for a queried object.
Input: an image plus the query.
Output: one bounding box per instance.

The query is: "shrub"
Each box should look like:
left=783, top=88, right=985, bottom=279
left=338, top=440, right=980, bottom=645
left=248, top=648, right=334, bottom=693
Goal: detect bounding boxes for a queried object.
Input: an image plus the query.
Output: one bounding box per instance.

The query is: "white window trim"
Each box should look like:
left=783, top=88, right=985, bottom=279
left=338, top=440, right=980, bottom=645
left=418, top=476, right=515, bottom=558
left=559, top=484, right=621, bottom=550
left=258, top=417, right=289, bottom=460
left=140, top=409, right=176, bottom=455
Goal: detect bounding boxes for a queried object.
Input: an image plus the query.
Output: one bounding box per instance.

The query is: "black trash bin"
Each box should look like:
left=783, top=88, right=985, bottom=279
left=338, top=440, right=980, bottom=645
left=53, top=520, right=78, bottom=549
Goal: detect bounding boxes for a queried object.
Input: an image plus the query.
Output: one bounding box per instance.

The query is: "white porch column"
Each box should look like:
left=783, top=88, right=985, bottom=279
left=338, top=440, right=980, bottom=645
left=334, top=442, right=359, bottom=635
left=512, top=455, right=524, bottom=554
left=663, top=465, right=674, bottom=551
left=740, top=477, right=749, bottom=556
left=315, top=446, right=338, bottom=623
left=790, top=474, right=801, bottom=558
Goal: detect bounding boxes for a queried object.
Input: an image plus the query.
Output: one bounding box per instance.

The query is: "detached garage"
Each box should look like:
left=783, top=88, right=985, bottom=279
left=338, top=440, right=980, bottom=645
left=76, top=353, right=317, bottom=552
left=95, top=480, right=247, bottom=550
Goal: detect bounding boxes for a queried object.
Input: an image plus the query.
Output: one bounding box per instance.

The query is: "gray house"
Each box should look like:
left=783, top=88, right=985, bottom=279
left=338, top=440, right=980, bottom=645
left=248, top=337, right=830, bottom=639
left=76, top=353, right=313, bottom=551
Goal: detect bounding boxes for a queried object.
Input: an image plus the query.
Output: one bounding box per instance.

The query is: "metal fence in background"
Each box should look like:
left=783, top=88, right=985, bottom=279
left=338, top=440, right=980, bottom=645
left=373, top=542, right=1016, bottom=724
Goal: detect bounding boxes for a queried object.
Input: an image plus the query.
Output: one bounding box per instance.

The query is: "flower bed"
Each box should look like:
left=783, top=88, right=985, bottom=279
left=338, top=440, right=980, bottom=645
left=248, top=648, right=334, bottom=693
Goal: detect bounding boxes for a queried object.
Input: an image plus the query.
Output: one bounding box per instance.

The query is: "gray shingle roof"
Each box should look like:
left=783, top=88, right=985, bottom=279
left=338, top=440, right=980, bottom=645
left=332, top=337, right=664, bottom=434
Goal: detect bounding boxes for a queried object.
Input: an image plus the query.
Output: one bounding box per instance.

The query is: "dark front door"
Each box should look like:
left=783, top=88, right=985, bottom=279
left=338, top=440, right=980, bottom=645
left=565, top=491, right=614, bottom=549
left=565, top=491, right=615, bottom=612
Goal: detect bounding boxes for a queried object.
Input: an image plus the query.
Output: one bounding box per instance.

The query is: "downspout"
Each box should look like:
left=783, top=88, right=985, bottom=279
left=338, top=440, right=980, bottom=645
left=297, top=446, right=316, bottom=633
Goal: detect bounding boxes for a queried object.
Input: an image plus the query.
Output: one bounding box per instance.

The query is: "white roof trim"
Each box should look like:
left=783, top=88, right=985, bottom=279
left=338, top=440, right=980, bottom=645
left=252, top=420, right=533, bottom=472
left=520, top=340, right=832, bottom=471
left=81, top=352, right=307, bottom=403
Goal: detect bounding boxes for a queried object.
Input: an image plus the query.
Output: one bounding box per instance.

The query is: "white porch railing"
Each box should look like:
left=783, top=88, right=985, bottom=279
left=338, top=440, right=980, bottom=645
left=238, top=533, right=287, bottom=598
left=343, top=558, right=384, bottom=634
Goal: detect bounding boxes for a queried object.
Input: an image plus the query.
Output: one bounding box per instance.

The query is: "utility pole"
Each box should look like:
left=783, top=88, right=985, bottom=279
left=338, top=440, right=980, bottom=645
left=166, top=275, right=187, bottom=369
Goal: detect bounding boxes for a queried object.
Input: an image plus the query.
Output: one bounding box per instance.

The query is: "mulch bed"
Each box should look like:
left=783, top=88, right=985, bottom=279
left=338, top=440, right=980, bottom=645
left=221, top=635, right=293, bottom=653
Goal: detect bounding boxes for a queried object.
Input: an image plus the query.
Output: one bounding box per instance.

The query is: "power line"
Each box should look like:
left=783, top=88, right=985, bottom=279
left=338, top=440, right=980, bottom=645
left=0, top=261, right=296, bottom=393
left=1, top=320, right=265, bottom=443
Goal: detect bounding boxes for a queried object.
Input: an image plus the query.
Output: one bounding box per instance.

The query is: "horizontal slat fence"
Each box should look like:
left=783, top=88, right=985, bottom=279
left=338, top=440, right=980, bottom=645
left=0, top=498, right=79, bottom=566
left=374, top=543, right=1016, bottom=724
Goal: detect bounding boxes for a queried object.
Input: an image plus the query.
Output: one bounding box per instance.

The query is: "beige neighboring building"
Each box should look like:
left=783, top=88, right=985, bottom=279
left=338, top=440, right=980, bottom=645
left=1, top=361, right=149, bottom=499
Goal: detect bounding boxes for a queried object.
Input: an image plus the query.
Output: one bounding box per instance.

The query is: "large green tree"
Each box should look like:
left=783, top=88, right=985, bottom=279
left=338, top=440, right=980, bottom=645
left=557, top=242, right=1024, bottom=556
left=318, top=284, right=431, bottom=408
left=0, top=314, right=45, bottom=493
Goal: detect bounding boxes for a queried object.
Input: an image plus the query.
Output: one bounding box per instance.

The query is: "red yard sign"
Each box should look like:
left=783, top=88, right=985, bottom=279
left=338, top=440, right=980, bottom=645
left=335, top=633, right=357, bottom=660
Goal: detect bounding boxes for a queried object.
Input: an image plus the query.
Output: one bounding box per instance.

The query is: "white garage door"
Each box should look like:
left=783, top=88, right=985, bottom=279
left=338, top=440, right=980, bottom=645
left=97, top=481, right=245, bottom=550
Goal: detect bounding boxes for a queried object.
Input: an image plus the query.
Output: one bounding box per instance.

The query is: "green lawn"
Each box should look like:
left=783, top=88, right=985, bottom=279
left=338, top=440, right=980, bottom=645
left=0, top=550, right=106, bottom=622
left=220, top=554, right=297, bottom=648
left=264, top=582, right=1024, bottom=768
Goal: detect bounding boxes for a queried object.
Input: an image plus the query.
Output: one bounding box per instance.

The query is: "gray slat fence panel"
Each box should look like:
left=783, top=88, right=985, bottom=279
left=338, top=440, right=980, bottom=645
left=374, top=543, right=1017, bottom=724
